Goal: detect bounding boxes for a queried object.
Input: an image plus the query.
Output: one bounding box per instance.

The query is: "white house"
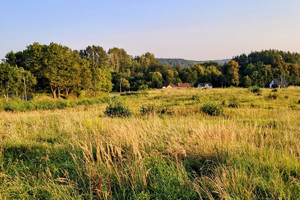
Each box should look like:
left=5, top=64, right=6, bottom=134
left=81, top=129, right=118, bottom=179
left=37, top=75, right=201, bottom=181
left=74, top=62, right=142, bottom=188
left=197, top=82, right=213, bottom=89
left=269, top=78, right=288, bottom=88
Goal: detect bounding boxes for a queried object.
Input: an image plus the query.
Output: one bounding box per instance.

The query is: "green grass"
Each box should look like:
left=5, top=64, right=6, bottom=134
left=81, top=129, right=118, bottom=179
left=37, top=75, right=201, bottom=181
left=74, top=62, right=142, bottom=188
left=0, top=97, right=109, bottom=112
left=0, top=87, right=299, bottom=199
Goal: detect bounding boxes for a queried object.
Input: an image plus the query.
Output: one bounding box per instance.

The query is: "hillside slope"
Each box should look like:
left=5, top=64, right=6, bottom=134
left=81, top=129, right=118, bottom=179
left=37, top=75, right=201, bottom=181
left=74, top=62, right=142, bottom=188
left=158, top=58, right=230, bottom=67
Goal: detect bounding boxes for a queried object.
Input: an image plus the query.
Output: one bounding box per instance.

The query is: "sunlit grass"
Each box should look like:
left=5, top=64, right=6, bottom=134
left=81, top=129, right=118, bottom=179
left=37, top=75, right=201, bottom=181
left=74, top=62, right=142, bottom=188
left=0, top=87, right=299, bottom=199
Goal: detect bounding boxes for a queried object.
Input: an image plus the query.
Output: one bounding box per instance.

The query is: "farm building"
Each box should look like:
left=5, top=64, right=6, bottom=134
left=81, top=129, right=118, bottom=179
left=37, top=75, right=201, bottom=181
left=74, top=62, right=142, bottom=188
left=269, top=78, right=288, bottom=88
left=162, top=83, right=191, bottom=89
left=197, top=82, right=213, bottom=89
left=162, top=83, right=177, bottom=89
left=177, top=83, right=191, bottom=88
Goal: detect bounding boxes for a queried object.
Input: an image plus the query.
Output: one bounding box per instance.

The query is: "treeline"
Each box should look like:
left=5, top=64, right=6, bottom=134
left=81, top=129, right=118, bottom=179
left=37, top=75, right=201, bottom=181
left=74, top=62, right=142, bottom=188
left=1, top=43, right=300, bottom=99
left=158, top=58, right=230, bottom=67
left=158, top=58, right=201, bottom=67
left=234, top=50, right=300, bottom=87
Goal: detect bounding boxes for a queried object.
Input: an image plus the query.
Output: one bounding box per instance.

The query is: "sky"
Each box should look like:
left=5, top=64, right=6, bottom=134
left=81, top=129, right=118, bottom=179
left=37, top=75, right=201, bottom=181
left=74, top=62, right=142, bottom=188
left=0, top=0, right=300, bottom=61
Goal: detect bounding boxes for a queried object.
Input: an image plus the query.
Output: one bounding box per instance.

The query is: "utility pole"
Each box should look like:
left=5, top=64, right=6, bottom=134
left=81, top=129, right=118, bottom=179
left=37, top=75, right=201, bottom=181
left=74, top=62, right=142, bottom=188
left=23, top=72, right=27, bottom=101
left=119, top=77, right=122, bottom=94
left=17, top=69, right=27, bottom=101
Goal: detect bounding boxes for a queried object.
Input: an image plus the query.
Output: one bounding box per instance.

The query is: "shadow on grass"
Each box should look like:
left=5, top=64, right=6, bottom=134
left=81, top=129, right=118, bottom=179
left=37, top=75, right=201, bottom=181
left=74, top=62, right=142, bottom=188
left=2, top=144, right=90, bottom=199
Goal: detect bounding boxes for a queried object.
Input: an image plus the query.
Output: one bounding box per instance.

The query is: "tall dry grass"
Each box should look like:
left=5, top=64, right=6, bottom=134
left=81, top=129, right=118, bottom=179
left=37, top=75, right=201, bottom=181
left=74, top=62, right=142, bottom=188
left=0, top=87, right=299, bottom=199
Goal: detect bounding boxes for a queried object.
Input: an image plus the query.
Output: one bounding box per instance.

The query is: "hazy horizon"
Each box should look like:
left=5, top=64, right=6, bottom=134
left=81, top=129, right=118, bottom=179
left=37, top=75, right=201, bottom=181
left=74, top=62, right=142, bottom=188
left=1, top=0, right=300, bottom=61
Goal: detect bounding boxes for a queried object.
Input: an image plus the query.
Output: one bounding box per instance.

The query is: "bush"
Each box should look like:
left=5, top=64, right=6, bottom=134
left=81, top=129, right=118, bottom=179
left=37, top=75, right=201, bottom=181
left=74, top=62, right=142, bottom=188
left=4, top=101, right=23, bottom=111
left=192, top=95, right=200, bottom=102
left=250, top=103, right=256, bottom=108
left=24, top=102, right=36, bottom=110
left=104, top=101, right=132, bottom=117
left=249, top=86, right=261, bottom=93
left=121, top=92, right=138, bottom=96
left=36, top=101, right=57, bottom=110
left=138, top=84, right=149, bottom=91
left=56, top=101, right=67, bottom=109
left=157, top=104, right=174, bottom=115
left=140, top=104, right=155, bottom=115
left=268, top=93, right=278, bottom=100
left=0, top=97, right=108, bottom=112
left=140, top=104, right=174, bottom=115
left=228, top=98, right=240, bottom=108
left=221, top=100, right=226, bottom=106
left=201, top=103, right=223, bottom=116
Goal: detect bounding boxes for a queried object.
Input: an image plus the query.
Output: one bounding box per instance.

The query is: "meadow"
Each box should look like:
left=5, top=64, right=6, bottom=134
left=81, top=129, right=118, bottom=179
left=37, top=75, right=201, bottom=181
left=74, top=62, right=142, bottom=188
left=0, top=87, right=299, bottom=199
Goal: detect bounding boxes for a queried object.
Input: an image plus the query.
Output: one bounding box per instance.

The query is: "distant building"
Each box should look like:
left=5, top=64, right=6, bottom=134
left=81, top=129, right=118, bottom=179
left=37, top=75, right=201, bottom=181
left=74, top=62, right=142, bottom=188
left=197, top=82, right=213, bottom=89
left=177, top=83, right=191, bottom=88
left=162, top=83, right=191, bottom=89
left=162, top=83, right=176, bottom=89
left=269, top=78, right=288, bottom=88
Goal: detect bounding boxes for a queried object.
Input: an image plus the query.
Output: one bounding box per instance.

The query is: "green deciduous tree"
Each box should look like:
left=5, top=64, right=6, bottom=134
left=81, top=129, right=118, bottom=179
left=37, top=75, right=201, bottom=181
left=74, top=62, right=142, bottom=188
left=0, top=63, right=19, bottom=100
left=79, top=46, right=112, bottom=95
left=287, top=63, right=300, bottom=85
left=120, top=78, right=130, bottom=91
left=224, top=60, right=240, bottom=86
left=242, top=75, right=252, bottom=87
left=205, top=65, right=222, bottom=86
left=149, top=72, right=163, bottom=88
left=43, top=43, right=84, bottom=98
left=0, top=63, right=36, bottom=101
left=244, top=62, right=273, bottom=87
left=108, top=48, right=132, bottom=73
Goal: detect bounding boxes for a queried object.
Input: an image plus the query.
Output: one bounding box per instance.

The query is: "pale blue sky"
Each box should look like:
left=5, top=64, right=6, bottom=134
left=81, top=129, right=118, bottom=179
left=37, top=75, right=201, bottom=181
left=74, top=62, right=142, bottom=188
left=1, top=0, right=299, bottom=60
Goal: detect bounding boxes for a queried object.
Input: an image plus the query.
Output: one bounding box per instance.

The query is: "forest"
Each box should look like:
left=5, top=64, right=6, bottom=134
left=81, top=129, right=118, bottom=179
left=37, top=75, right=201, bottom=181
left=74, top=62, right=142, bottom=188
left=158, top=58, right=230, bottom=67
left=1, top=43, right=300, bottom=99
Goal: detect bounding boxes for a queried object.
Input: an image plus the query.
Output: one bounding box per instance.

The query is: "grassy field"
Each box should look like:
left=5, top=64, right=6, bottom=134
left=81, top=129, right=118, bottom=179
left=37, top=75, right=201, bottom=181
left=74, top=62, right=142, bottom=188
left=0, top=87, right=299, bottom=199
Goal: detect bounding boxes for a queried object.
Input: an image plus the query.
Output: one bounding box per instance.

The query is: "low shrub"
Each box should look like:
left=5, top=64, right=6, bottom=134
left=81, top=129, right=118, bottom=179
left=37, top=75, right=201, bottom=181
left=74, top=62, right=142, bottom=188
left=201, top=103, right=223, bottom=116
left=228, top=98, right=240, bottom=108
left=104, top=101, right=132, bottom=117
left=221, top=100, right=226, bottom=106
left=4, top=101, right=23, bottom=112
left=140, top=104, right=156, bottom=115
left=192, top=95, right=200, bottom=102
left=250, top=103, right=257, bottom=108
left=137, top=90, right=148, bottom=96
left=56, top=101, right=67, bottom=109
left=24, top=102, right=36, bottom=110
left=249, top=86, right=261, bottom=93
left=37, top=101, right=57, bottom=110
left=268, top=93, right=278, bottom=100
left=138, top=84, right=149, bottom=91
left=121, top=92, right=138, bottom=96
left=140, top=104, right=174, bottom=115
left=0, top=97, right=108, bottom=112
left=157, top=104, right=174, bottom=115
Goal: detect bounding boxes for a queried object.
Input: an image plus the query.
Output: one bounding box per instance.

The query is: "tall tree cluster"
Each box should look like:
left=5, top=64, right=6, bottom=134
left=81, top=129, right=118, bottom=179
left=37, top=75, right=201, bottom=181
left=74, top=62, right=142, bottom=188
left=3, top=43, right=110, bottom=98
left=0, top=63, right=36, bottom=100
left=79, top=45, right=112, bottom=95
left=1, top=43, right=299, bottom=100
left=234, top=50, right=300, bottom=86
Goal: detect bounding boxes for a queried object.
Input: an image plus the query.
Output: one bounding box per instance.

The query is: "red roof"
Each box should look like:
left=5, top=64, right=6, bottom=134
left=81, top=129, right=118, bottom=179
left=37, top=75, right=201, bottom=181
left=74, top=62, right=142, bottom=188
left=177, top=83, right=190, bottom=88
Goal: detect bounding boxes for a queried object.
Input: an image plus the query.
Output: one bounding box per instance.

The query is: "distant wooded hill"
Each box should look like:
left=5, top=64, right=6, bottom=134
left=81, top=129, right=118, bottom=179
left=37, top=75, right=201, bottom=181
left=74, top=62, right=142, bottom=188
left=158, top=58, right=231, bottom=67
